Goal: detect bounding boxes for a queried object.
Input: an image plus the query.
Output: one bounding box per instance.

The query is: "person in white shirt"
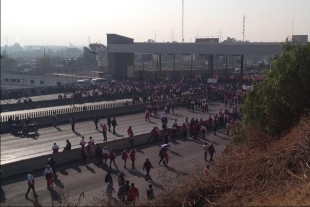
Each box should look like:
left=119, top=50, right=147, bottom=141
left=25, top=170, right=37, bottom=198
left=44, top=165, right=54, bottom=189
left=80, top=136, right=85, bottom=147
left=52, top=143, right=59, bottom=153
left=89, top=136, right=95, bottom=144
left=102, top=147, right=110, bottom=164
left=52, top=112, right=57, bottom=127
left=202, top=143, right=208, bottom=161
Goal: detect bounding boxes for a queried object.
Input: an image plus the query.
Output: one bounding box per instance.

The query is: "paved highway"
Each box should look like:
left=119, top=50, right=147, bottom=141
left=1, top=98, right=132, bottom=117
left=1, top=93, right=75, bottom=105
left=0, top=103, right=229, bottom=164
left=0, top=130, right=229, bottom=206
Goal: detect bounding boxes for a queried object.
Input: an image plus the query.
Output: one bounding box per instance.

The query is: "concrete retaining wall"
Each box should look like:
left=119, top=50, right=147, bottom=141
left=0, top=131, right=164, bottom=178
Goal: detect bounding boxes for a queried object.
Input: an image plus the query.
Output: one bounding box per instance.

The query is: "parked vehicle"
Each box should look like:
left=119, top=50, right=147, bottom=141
left=22, top=122, right=38, bottom=135
left=76, top=79, right=91, bottom=88
left=91, top=78, right=108, bottom=86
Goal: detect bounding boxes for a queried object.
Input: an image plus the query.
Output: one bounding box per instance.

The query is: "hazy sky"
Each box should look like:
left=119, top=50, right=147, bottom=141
left=1, top=0, right=310, bottom=46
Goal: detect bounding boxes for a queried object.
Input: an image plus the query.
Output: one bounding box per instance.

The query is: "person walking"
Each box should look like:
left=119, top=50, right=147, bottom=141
left=127, top=126, right=134, bottom=147
left=117, top=172, right=126, bottom=186
left=146, top=184, right=155, bottom=200
left=163, top=132, right=170, bottom=144
left=202, top=143, right=208, bottom=161
left=106, top=180, right=116, bottom=201
left=80, top=146, right=87, bottom=164
left=63, top=139, right=71, bottom=151
left=44, top=165, right=54, bottom=189
left=143, top=159, right=154, bottom=181
left=161, top=148, right=169, bottom=166
left=208, top=143, right=216, bottom=162
left=109, top=149, right=118, bottom=169
left=80, top=136, right=85, bottom=147
left=111, top=118, right=118, bottom=134
left=100, top=123, right=108, bottom=141
left=96, top=145, right=103, bottom=166
left=127, top=183, right=139, bottom=205
left=93, top=115, right=99, bottom=130
left=70, top=116, right=76, bottom=131
left=148, top=127, right=158, bottom=141
left=129, top=149, right=136, bottom=170
left=47, top=155, right=57, bottom=178
left=121, top=148, right=129, bottom=167
left=25, top=170, right=38, bottom=198
left=102, top=147, right=110, bottom=165
left=105, top=170, right=113, bottom=184
left=52, top=112, right=57, bottom=127
left=107, top=117, right=112, bottom=132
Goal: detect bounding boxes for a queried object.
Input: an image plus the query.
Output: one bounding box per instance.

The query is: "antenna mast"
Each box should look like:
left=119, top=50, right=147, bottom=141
left=242, top=16, right=245, bottom=42
left=182, top=0, right=184, bottom=42
left=292, top=21, right=294, bottom=37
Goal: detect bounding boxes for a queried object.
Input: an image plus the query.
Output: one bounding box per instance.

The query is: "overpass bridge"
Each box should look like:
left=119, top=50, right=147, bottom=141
left=106, top=34, right=283, bottom=79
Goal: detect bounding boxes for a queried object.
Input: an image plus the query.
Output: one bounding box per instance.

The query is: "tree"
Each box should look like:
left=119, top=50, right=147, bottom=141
left=222, top=37, right=237, bottom=43
left=37, top=56, right=51, bottom=68
left=243, top=41, right=310, bottom=136
left=1, top=51, right=18, bottom=69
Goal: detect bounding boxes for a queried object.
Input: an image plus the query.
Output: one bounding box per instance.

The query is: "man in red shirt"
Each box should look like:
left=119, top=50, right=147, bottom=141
left=127, top=183, right=139, bottom=205
left=121, top=148, right=128, bottom=167
left=100, top=123, right=107, bottom=141
left=148, top=127, right=158, bottom=141
left=127, top=126, right=134, bottom=147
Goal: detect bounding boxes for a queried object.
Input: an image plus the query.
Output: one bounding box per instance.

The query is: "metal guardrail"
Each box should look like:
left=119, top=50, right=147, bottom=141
left=0, top=92, right=224, bottom=123
left=0, top=100, right=139, bottom=122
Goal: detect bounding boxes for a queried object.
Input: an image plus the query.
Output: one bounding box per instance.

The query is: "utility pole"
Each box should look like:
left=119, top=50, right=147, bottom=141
left=242, top=16, right=246, bottom=42
left=292, top=21, right=294, bottom=37
left=182, top=0, right=184, bottom=42
left=171, top=31, right=174, bottom=42
left=6, top=37, right=8, bottom=46
left=88, top=36, right=91, bottom=45
left=218, top=30, right=222, bottom=42
left=154, top=31, right=157, bottom=42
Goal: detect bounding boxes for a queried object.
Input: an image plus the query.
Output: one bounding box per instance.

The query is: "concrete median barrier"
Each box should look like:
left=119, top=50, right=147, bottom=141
left=0, top=130, right=167, bottom=178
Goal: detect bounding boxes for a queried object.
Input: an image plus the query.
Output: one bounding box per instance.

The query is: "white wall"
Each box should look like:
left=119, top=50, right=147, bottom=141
left=1, top=74, right=79, bottom=87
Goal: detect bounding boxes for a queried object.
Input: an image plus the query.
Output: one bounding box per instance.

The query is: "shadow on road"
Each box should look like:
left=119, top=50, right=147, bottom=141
left=48, top=188, right=63, bottom=203
left=150, top=180, right=165, bottom=190
left=25, top=197, right=41, bottom=207
left=168, top=150, right=183, bottom=157
left=72, top=166, right=82, bottom=173
left=113, top=132, right=124, bottom=138
left=85, top=164, right=96, bottom=173
left=55, top=126, right=62, bottom=131
left=54, top=178, right=65, bottom=189
left=0, top=187, right=6, bottom=203
left=59, top=169, right=69, bottom=176
left=165, top=166, right=189, bottom=176
left=73, top=131, right=81, bottom=136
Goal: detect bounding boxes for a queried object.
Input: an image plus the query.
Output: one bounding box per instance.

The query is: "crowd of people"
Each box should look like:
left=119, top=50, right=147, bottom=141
left=21, top=77, right=248, bottom=203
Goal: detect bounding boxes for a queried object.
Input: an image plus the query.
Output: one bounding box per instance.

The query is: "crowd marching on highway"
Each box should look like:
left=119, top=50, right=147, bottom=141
left=18, top=78, right=246, bottom=204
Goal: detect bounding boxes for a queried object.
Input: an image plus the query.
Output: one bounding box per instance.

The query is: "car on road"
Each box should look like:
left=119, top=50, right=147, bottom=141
left=76, top=79, right=91, bottom=88
left=250, top=69, right=260, bottom=74
left=233, top=68, right=241, bottom=74
left=91, top=78, right=108, bottom=86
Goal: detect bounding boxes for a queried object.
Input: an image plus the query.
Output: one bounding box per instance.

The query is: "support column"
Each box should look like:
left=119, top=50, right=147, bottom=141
left=190, top=54, right=193, bottom=78
left=159, top=54, right=162, bottom=72
left=142, top=53, right=144, bottom=80
left=210, top=54, right=214, bottom=78
left=240, top=55, right=244, bottom=81
left=225, top=55, right=228, bottom=77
